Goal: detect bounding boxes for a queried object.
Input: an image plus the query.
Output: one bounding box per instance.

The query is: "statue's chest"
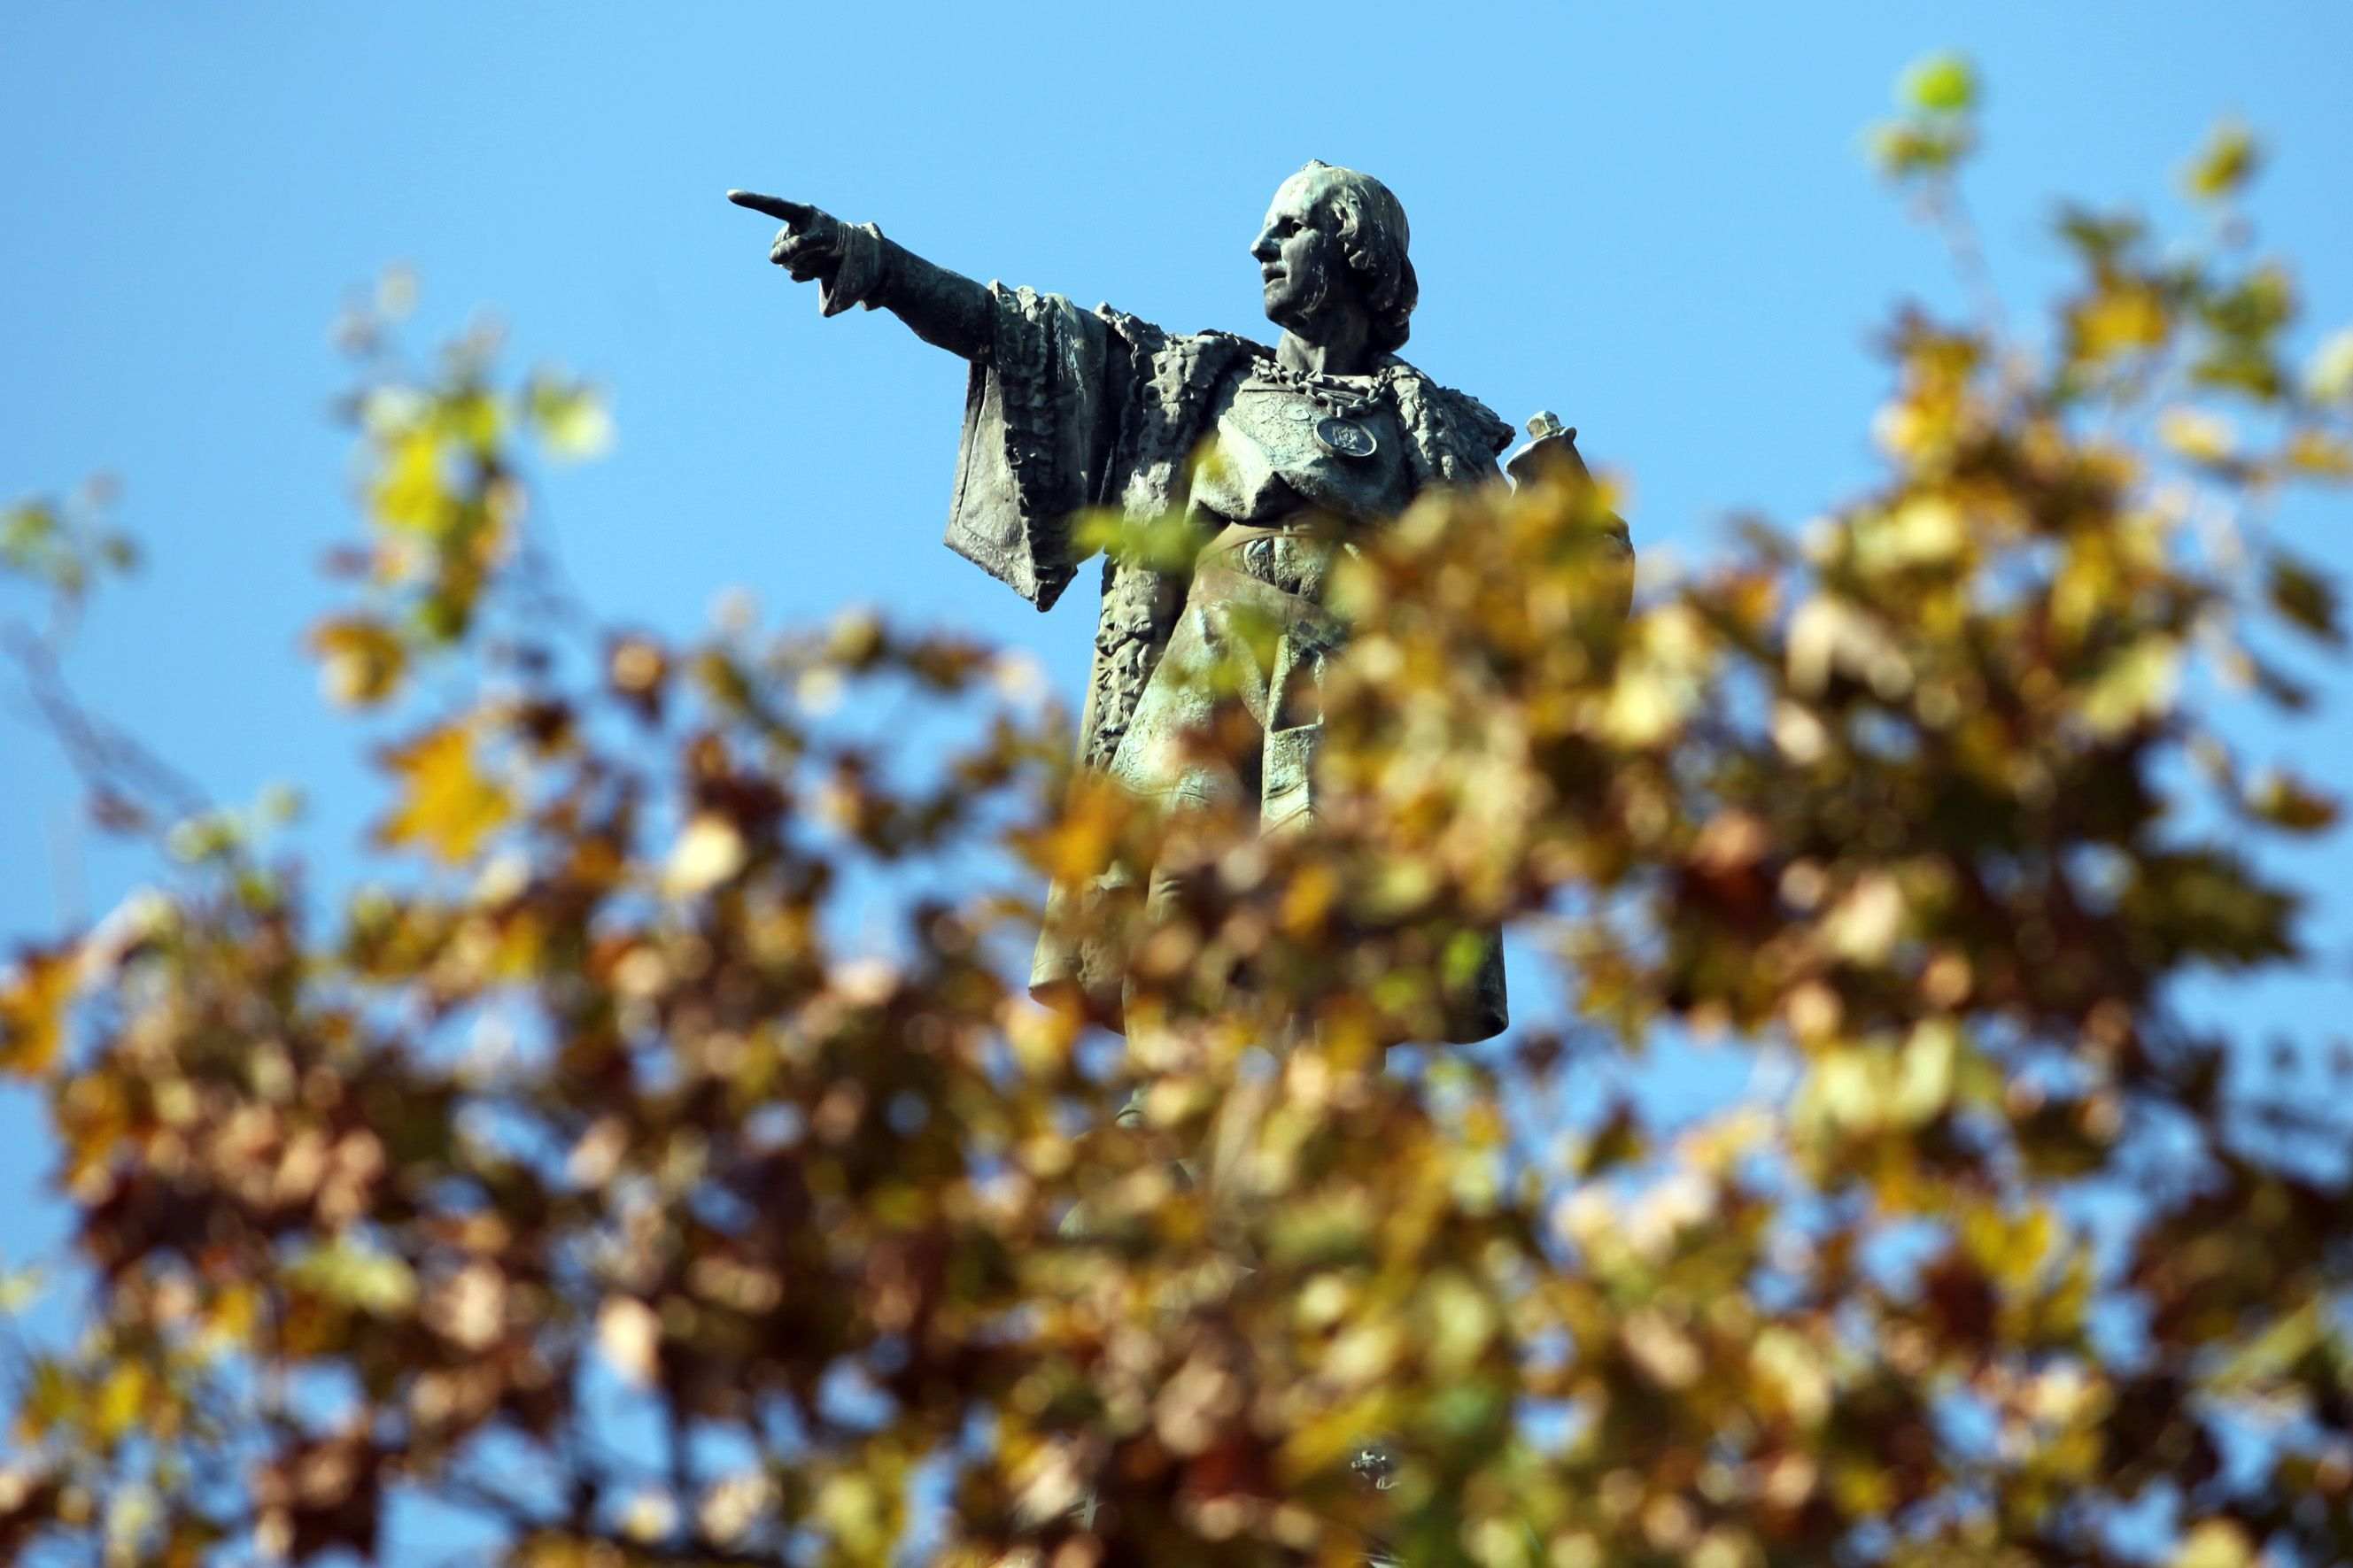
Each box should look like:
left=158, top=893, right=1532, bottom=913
left=1192, top=379, right=1413, bottom=523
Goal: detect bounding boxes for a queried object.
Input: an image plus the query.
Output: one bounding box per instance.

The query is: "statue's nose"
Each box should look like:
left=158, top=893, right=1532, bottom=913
left=1249, top=229, right=1278, bottom=262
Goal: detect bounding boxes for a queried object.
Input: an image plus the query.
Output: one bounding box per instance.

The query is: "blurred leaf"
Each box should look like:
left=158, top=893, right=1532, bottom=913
left=1868, top=121, right=1966, bottom=179
left=1, top=503, right=58, bottom=568
left=375, top=720, right=512, bottom=864
left=2070, top=278, right=2171, bottom=364
left=1900, top=51, right=1978, bottom=114
left=2078, top=636, right=2179, bottom=734
left=1073, top=505, right=1210, bottom=574
left=597, top=1297, right=661, bottom=1387
left=2266, top=552, right=2343, bottom=646
left=2183, top=120, right=2260, bottom=201
left=309, top=614, right=409, bottom=707
left=2306, top=327, right=2353, bottom=403
left=0, top=1266, right=43, bottom=1316
left=0, top=946, right=76, bottom=1078
left=664, top=814, right=747, bottom=896
left=2247, top=770, right=2339, bottom=832
left=2172, top=1519, right=2254, bottom=1568
left=525, top=373, right=615, bottom=460
left=2158, top=408, right=2233, bottom=465
left=288, top=1240, right=418, bottom=1317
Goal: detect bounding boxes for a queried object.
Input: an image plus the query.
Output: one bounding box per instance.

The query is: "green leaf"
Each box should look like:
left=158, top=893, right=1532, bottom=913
left=2184, top=120, right=2260, bottom=201
left=1, top=502, right=58, bottom=568
left=0, top=1264, right=44, bottom=1315
left=2266, top=552, right=2343, bottom=646
left=526, top=373, right=615, bottom=460
left=2247, top=770, right=2339, bottom=832
left=1072, top=506, right=1209, bottom=574
left=2056, top=204, right=2148, bottom=267
left=1900, top=51, right=1977, bottom=114
left=2078, top=635, right=2179, bottom=735
left=2306, top=327, right=2353, bottom=403
left=1867, top=121, right=1964, bottom=179
left=290, top=1238, right=418, bottom=1316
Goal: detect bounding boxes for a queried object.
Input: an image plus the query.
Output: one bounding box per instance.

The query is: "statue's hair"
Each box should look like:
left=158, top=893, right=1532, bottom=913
left=1296, top=159, right=1418, bottom=352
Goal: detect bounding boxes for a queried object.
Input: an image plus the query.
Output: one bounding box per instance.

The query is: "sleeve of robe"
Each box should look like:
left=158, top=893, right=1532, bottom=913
left=941, top=284, right=1123, bottom=612
left=939, top=290, right=1288, bottom=1028
left=936, top=286, right=1133, bottom=1020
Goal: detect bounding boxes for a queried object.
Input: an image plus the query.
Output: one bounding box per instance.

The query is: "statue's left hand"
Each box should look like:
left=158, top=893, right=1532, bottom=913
left=727, top=189, right=844, bottom=284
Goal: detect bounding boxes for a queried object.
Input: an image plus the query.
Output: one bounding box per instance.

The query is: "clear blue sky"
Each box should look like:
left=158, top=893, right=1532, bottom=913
left=3, top=0, right=2350, bottom=1485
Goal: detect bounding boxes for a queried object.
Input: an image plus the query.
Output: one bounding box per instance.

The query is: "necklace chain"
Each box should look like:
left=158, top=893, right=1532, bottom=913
left=1237, top=360, right=1389, bottom=461
left=1242, top=359, right=1390, bottom=416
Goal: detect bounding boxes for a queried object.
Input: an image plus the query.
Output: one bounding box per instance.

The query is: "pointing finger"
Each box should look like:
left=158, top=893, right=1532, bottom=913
left=728, top=189, right=815, bottom=226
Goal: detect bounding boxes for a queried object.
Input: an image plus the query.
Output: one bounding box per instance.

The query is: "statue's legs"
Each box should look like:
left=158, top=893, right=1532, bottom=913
left=1059, top=557, right=1416, bottom=1557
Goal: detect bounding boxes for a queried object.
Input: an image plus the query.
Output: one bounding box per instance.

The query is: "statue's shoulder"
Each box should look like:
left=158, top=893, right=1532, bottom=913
left=1385, top=358, right=1515, bottom=467
left=1093, top=306, right=1267, bottom=370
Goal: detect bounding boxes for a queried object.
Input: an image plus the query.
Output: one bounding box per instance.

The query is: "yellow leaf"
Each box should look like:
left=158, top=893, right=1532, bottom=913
left=620, top=1489, right=676, bottom=1542
left=1882, top=496, right=1967, bottom=566
left=2078, top=637, right=2180, bottom=735
left=426, top=1262, right=507, bottom=1351
left=2172, top=1518, right=2253, bottom=1568
left=375, top=722, right=513, bottom=865
left=1962, top=1201, right=2056, bottom=1288
left=1751, top=1328, right=1831, bottom=1429
left=94, top=1363, right=149, bottom=1444
left=2071, top=280, right=2171, bottom=363
left=0, top=945, right=77, bottom=1078
left=1900, top=52, right=1977, bottom=114
left=2182, top=121, right=2259, bottom=202
left=698, top=1473, right=777, bottom=1547
left=1024, top=777, right=1126, bottom=884
left=288, top=1239, right=418, bottom=1317
left=2210, top=1299, right=2323, bottom=1390
left=441, top=388, right=505, bottom=455
left=308, top=615, right=408, bottom=708
left=1822, top=874, right=1904, bottom=964
left=1621, top=1309, right=1701, bottom=1388
left=665, top=814, right=747, bottom=897
left=1891, top=1018, right=1959, bottom=1126
left=2306, top=327, right=2353, bottom=404
left=598, top=1295, right=661, bottom=1386
left=1279, top=861, right=1338, bottom=936
left=369, top=428, right=457, bottom=537
left=1867, top=120, right=1966, bottom=179
left=2283, top=429, right=2353, bottom=479
left=527, top=375, right=615, bottom=461
left=0, top=1265, right=43, bottom=1315
left=2158, top=408, right=2234, bottom=465
left=1804, top=1046, right=1884, bottom=1133
left=1419, top=1271, right=1498, bottom=1375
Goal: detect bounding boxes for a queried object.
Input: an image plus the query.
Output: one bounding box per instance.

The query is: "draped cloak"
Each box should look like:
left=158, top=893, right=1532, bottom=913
left=942, top=284, right=1520, bottom=1043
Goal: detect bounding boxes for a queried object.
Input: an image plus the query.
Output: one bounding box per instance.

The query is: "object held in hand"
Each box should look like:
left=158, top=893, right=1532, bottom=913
left=1505, top=408, right=1591, bottom=488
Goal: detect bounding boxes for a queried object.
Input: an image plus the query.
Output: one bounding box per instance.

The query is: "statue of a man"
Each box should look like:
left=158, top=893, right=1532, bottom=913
left=730, top=164, right=1623, bottom=1044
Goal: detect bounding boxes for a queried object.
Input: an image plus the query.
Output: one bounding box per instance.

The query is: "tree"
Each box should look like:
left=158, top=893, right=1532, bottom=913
left=4, top=59, right=2351, bottom=1567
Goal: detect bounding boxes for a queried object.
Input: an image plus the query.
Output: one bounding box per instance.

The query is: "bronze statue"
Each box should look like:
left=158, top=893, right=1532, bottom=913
left=728, top=165, right=1624, bottom=1045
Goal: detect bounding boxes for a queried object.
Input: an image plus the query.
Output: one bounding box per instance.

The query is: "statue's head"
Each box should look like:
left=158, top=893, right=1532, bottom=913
left=1251, top=161, right=1418, bottom=353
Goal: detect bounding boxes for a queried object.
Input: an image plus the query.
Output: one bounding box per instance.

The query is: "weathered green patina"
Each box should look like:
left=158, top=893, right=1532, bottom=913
left=728, top=164, right=1626, bottom=1044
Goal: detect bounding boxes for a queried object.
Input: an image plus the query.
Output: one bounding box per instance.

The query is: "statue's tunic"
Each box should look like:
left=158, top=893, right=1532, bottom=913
left=943, top=284, right=1515, bottom=1042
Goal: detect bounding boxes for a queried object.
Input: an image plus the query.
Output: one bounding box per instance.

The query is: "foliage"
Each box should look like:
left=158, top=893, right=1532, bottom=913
left=4, top=60, right=2353, bottom=1568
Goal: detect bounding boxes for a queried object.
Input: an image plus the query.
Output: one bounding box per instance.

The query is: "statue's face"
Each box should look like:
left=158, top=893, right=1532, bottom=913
left=1250, top=173, right=1347, bottom=332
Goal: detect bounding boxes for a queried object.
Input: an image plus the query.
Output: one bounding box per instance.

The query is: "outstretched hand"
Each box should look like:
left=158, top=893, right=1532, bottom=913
left=727, top=189, right=814, bottom=226
left=727, top=189, right=841, bottom=283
